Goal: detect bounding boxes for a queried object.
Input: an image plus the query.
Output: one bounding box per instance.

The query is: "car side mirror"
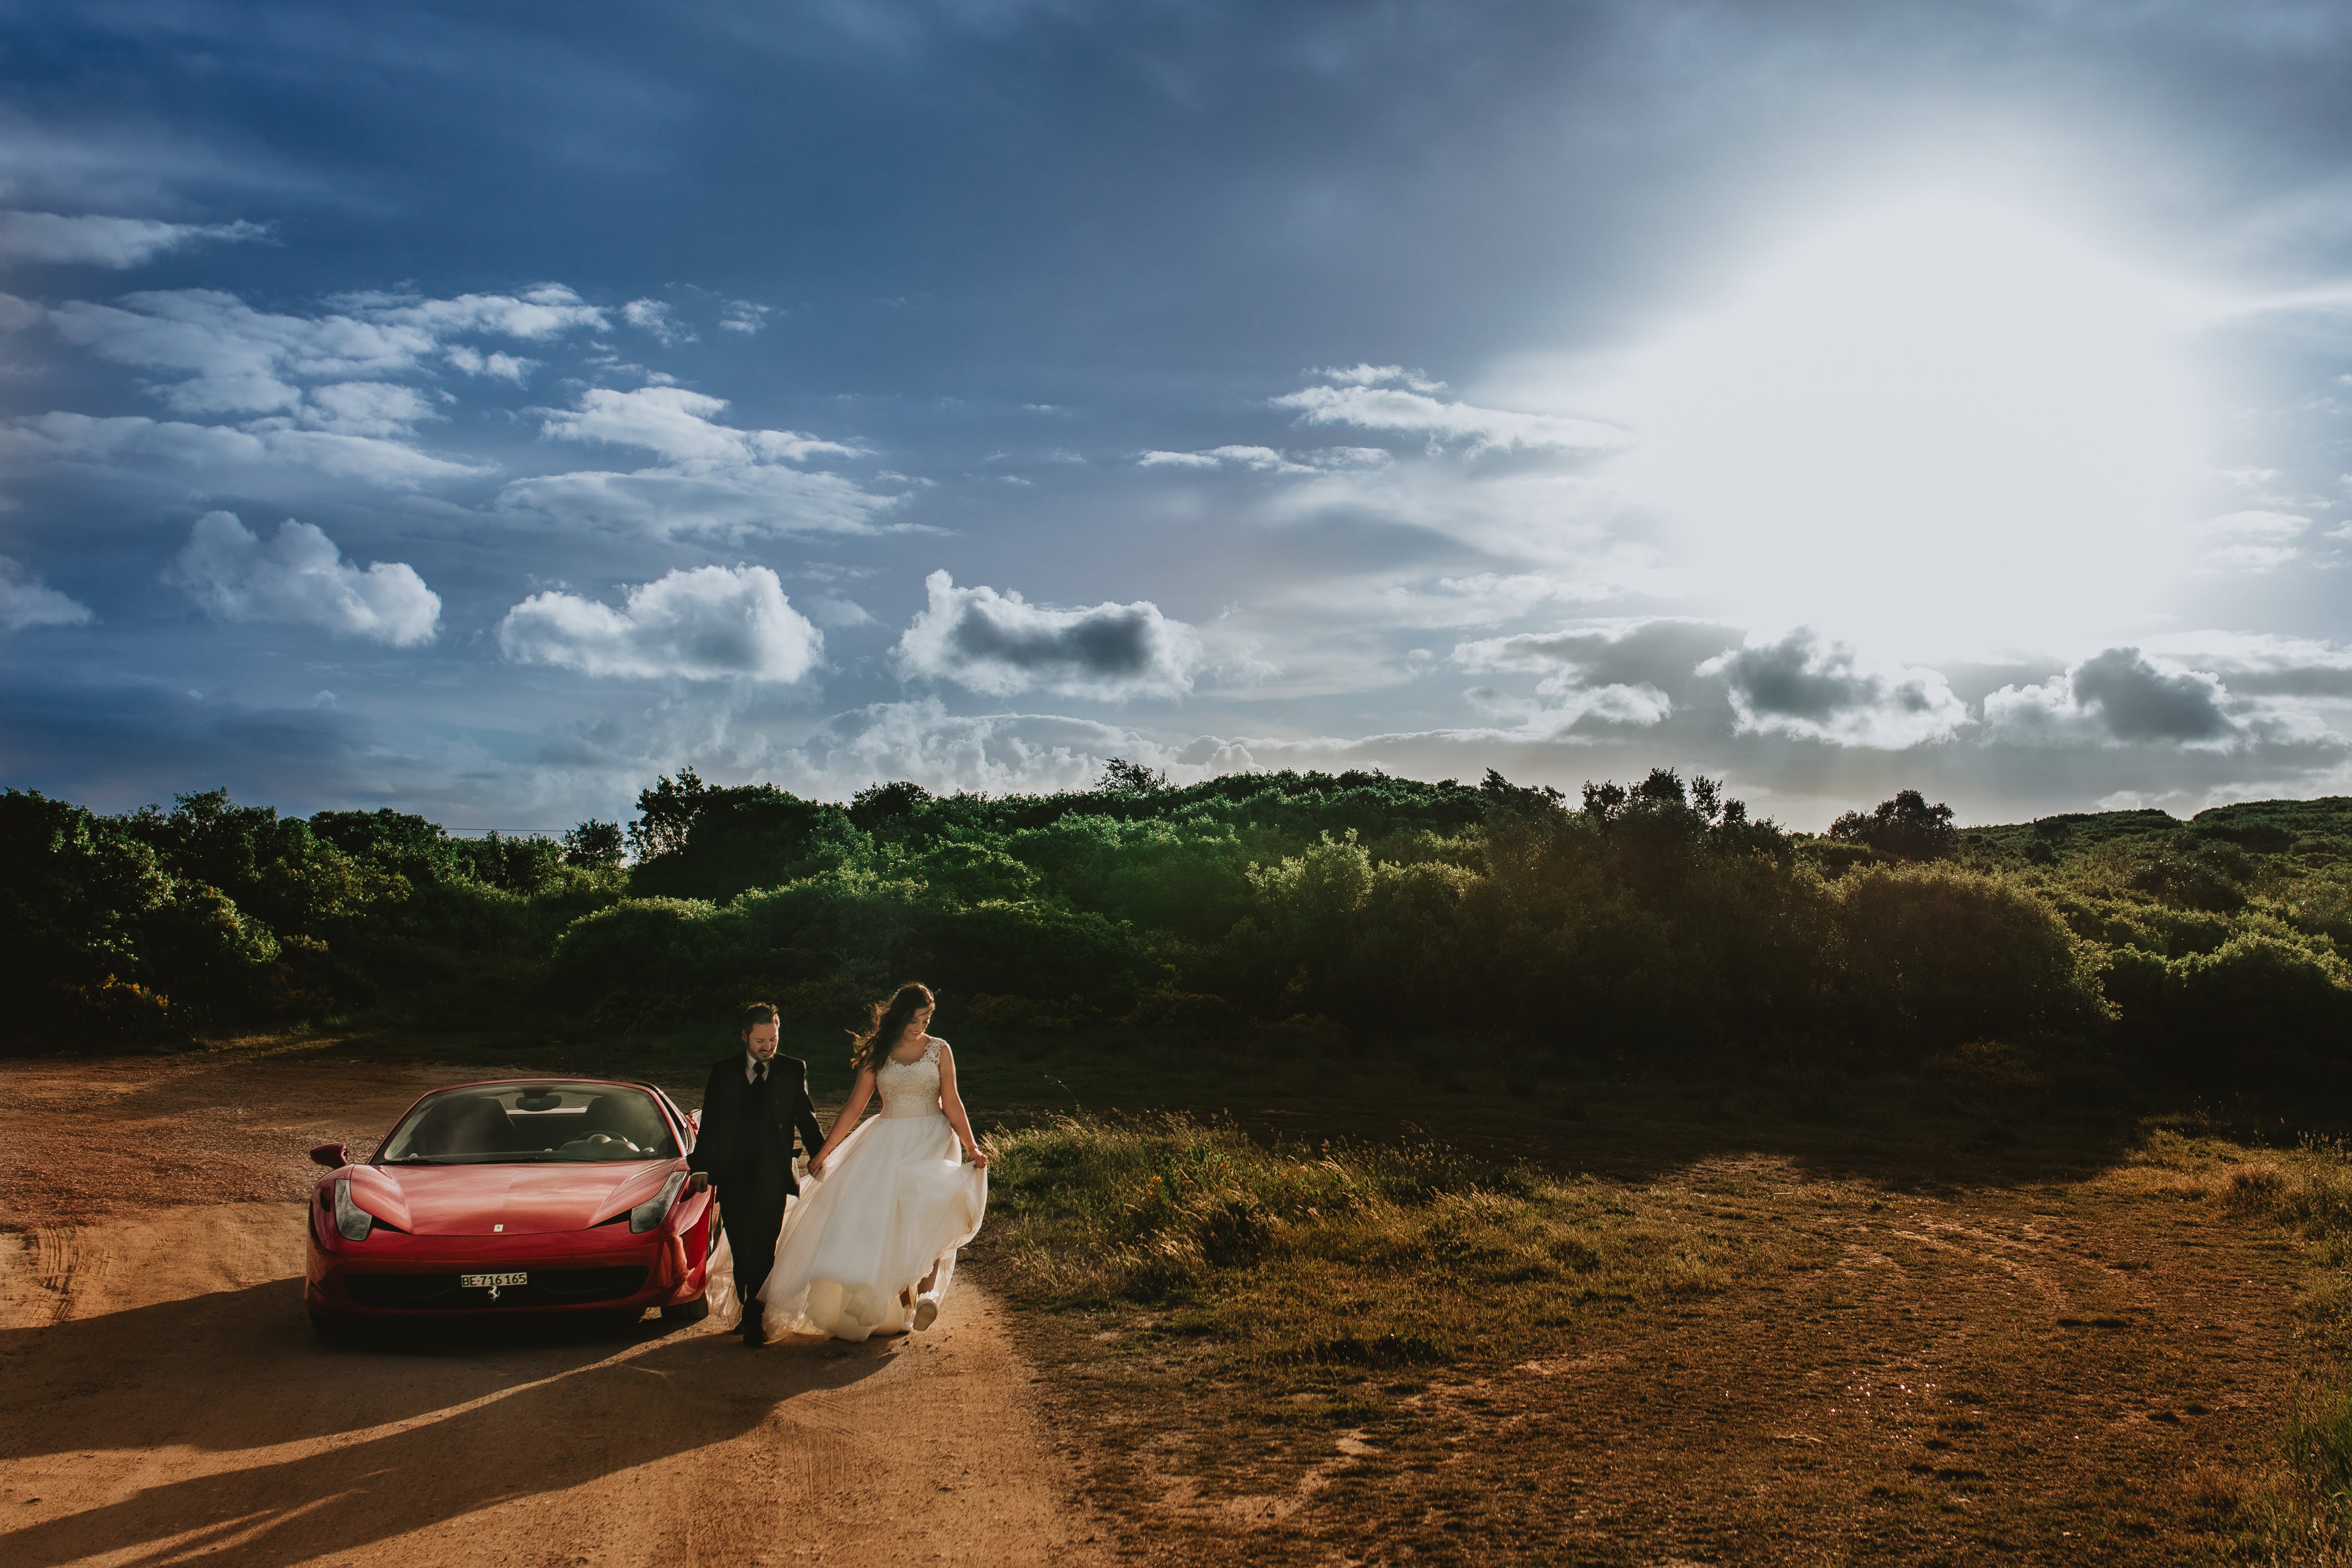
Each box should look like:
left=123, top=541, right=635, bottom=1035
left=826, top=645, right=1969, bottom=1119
left=690, top=1171, right=709, bottom=1194
left=308, top=1142, right=350, bottom=1169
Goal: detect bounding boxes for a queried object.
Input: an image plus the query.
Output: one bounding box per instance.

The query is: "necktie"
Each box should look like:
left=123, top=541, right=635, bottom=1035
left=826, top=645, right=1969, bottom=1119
left=754, top=1061, right=767, bottom=1083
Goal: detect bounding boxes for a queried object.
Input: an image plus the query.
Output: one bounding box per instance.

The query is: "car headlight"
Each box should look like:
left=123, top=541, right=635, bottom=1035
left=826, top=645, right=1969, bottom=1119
left=630, top=1171, right=691, bottom=1234
left=332, top=1176, right=373, bottom=1242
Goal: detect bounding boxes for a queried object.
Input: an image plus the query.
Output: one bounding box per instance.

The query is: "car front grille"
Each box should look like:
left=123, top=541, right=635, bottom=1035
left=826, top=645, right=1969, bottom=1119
left=343, top=1265, right=649, bottom=1310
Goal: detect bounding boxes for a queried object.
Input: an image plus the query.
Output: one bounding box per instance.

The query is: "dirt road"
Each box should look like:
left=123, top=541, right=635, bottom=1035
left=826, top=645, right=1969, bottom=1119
left=0, top=1051, right=1107, bottom=1568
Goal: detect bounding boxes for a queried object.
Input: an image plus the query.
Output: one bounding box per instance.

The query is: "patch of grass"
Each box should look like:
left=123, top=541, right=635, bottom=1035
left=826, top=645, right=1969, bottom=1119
left=2113, top=1130, right=2352, bottom=1563
left=982, top=1114, right=1746, bottom=1374
left=965, top=1111, right=1804, bottom=1561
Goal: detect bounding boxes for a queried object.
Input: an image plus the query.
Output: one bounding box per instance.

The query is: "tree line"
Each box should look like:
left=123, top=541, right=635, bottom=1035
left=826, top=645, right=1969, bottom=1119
left=5, top=768, right=2348, bottom=1082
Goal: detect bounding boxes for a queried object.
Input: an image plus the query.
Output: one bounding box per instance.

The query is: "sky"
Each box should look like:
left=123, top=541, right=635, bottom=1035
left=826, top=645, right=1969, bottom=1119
left=4, top=0, right=2352, bottom=833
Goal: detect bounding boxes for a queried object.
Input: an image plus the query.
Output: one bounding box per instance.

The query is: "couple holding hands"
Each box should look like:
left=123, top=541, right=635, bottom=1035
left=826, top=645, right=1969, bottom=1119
left=691, top=984, right=989, bottom=1344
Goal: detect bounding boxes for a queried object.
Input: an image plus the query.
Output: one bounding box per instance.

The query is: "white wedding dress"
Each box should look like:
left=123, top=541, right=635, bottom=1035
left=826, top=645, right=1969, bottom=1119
left=754, top=1037, right=988, bottom=1342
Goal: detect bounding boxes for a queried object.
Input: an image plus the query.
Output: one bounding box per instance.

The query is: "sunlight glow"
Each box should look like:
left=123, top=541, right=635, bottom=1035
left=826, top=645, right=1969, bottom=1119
left=1593, top=193, right=2211, bottom=659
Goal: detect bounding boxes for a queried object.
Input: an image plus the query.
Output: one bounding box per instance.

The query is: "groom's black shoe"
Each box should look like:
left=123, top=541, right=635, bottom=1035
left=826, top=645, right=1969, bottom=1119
left=740, top=1306, right=766, bottom=1345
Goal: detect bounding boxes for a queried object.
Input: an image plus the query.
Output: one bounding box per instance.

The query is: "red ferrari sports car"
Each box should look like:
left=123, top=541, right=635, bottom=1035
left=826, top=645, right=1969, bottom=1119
left=304, top=1077, right=719, bottom=1327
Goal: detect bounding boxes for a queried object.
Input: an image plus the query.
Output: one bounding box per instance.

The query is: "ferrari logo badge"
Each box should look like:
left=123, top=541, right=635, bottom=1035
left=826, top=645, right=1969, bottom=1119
left=487, top=1283, right=502, bottom=1301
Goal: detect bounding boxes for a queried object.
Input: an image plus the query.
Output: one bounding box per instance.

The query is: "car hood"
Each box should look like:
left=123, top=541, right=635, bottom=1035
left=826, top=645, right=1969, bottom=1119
left=350, top=1160, right=676, bottom=1236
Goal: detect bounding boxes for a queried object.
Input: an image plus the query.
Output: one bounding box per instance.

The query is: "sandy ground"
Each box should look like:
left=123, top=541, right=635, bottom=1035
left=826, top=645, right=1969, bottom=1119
left=0, top=1052, right=1109, bottom=1568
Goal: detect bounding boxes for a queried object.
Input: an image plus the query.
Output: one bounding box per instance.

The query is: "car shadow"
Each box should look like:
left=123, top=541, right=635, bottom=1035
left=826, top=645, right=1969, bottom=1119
left=0, top=1283, right=895, bottom=1568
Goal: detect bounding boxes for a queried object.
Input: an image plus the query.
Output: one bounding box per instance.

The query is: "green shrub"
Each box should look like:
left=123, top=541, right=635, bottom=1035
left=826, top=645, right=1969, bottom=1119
left=1829, top=863, right=2106, bottom=1049
left=2107, top=930, right=2352, bottom=1075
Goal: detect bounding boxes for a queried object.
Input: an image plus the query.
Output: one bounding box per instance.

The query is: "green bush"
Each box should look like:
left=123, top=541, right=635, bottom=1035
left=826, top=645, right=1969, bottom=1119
left=2106, top=929, right=2352, bottom=1075
left=1829, top=863, right=2107, bottom=1049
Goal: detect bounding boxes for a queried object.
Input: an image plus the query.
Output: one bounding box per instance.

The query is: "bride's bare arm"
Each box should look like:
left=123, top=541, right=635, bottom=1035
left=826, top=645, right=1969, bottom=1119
left=936, top=1043, right=987, bottom=1169
left=808, top=1068, right=876, bottom=1175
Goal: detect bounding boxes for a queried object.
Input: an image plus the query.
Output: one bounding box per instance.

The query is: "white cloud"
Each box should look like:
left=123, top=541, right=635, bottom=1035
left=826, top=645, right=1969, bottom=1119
left=892, top=570, right=1203, bottom=701
left=48, top=286, right=602, bottom=421
left=0, top=557, right=95, bottom=631
left=1313, top=363, right=1447, bottom=392
left=1137, top=444, right=1392, bottom=474
left=1138, top=448, right=1235, bottom=469
left=769, top=697, right=1176, bottom=797
left=0, top=210, right=267, bottom=267
left=802, top=595, right=874, bottom=628
left=497, top=565, right=822, bottom=682
left=2197, top=510, right=2308, bottom=570
left=1, top=411, right=482, bottom=485
left=499, top=385, right=899, bottom=538
left=50, top=289, right=432, bottom=416
left=539, top=386, right=857, bottom=466
left=0, top=292, right=41, bottom=332
left=443, top=346, right=535, bottom=382
left=622, top=298, right=694, bottom=345
left=284, top=381, right=439, bottom=438
left=498, top=467, right=898, bottom=538
left=337, top=285, right=606, bottom=341
left=1699, top=629, right=1969, bottom=749
left=1462, top=678, right=1674, bottom=736
left=720, top=300, right=776, bottom=334
left=1273, top=366, right=1626, bottom=455
left=167, top=512, right=441, bottom=646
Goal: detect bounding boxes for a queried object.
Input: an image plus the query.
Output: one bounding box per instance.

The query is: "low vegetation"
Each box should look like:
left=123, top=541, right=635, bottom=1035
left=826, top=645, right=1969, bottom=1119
left=11, top=767, right=2351, bottom=1101
left=2124, top=1128, right=2352, bottom=1563
left=982, top=1114, right=1749, bottom=1371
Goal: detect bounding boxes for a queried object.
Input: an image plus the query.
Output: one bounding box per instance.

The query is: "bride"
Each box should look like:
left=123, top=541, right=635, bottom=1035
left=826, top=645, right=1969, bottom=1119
left=753, top=983, right=989, bottom=1342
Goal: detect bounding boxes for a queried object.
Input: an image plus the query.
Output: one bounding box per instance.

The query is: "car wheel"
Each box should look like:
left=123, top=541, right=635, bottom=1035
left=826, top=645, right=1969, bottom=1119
left=661, top=1295, right=711, bottom=1324
left=307, top=1304, right=353, bottom=1341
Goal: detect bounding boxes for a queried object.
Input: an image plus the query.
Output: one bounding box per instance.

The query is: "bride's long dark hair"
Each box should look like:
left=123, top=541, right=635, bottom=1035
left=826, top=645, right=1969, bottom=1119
left=850, top=982, right=934, bottom=1074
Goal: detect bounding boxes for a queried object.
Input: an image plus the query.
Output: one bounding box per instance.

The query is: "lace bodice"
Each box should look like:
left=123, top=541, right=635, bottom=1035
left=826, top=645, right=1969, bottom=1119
left=874, top=1037, right=944, bottom=1118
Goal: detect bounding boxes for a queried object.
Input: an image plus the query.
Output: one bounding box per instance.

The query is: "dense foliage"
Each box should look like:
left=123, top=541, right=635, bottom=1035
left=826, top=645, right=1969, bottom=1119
left=0, top=788, right=622, bottom=1042
left=9, top=767, right=2350, bottom=1079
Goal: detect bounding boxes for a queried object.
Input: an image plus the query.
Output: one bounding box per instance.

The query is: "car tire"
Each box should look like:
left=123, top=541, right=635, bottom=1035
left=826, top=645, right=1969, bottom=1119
left=661, top=1295, right=712, bottom=1324
left=307, top=1304, right=353, bottom=1341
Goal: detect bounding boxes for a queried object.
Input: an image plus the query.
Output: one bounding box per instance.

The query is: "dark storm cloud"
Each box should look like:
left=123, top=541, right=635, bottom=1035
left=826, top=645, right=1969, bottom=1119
left=1696, top=630, right=1967, bottom=748
left=2069, top=647, right=2237, bottom=742
left=1711, top=631, right=1891, bottom=722
left=892, top=572, right=1200, bottom=700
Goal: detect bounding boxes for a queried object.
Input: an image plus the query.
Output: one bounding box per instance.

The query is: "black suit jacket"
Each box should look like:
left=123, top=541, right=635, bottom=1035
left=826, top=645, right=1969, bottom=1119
left=690, top=1052, right=825, bottom=1198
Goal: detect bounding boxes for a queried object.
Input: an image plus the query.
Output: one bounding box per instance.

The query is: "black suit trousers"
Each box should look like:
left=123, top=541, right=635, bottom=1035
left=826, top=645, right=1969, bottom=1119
left=721, top=1180, right=790, bottom=1307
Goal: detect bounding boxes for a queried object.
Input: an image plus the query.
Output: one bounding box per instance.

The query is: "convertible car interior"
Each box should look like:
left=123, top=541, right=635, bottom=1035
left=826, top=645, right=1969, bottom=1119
left=381, top=1084, right=681, bottom=1163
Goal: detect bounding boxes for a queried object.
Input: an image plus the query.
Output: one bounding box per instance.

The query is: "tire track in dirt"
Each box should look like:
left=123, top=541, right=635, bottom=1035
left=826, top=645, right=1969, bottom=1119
left=1041, top=1151, right=2303, bottom=1566
left=0, top=1052, right=1108, bottom=1568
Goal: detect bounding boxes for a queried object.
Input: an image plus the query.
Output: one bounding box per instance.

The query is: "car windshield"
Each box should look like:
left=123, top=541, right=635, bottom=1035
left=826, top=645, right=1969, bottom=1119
left=379, top=1083, right=679, bottom=1165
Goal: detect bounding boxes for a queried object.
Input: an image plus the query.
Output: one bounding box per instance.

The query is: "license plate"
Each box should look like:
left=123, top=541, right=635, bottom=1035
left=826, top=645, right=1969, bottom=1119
left=461, top=1272, right=528, bottom=1288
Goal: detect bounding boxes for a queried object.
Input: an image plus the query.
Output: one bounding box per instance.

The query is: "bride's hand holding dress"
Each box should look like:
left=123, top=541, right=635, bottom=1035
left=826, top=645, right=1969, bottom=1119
left=755, top=999, right=988, bottom=1342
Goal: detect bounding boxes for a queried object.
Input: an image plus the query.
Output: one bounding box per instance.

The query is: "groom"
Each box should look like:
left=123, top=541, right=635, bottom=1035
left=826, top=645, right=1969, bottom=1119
left=690, top=1002, right=826, bottom=1344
